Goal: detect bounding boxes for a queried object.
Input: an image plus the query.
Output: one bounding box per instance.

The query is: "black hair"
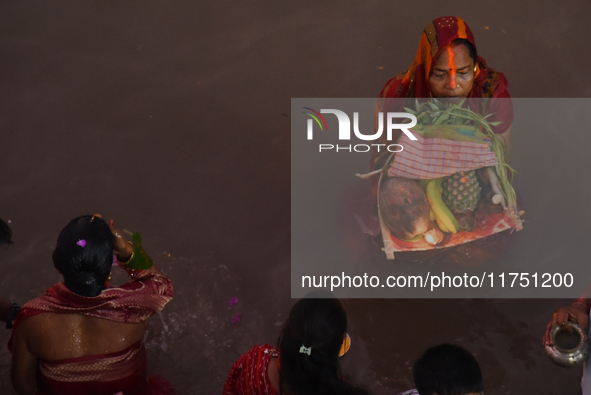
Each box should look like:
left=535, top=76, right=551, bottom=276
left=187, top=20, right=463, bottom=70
left=52, top=215, right=113, bottom=297
left=451, top=38, right=477, bottom=64
left=278, top=292, right=369, bottom=395
left=0, top=218, right=12, bottom=246
left=414, top=344, right=483, bottom=395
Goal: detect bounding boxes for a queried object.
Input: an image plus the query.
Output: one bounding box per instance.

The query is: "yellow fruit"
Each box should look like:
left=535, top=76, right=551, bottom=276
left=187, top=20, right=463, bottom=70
left=426, top=179, right=459, bottom=234
left=435, top=215, right=450, bottom=233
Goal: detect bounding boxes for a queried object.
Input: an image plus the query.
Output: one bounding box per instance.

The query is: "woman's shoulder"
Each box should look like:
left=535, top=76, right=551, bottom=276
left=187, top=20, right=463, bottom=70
left=472, top=59, right=511, bottom=99
left=228, top=344, right=279, bottom=372
left=379, top=73, right=408, bottom=98
left=224, top=344, right=279, bottom=395
left=240, top=344, right=279, bottom=359
left=115, top=273, right=174, bottom=297
left=17, top=312, right=145, bottom=360
left=470, top=62, right=513, bottom=134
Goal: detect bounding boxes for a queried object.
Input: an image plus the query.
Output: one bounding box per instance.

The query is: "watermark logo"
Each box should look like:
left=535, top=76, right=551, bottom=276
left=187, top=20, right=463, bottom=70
left=302, top=107, right=328, bottom=139
left=303, top=108, right=417, bottom=153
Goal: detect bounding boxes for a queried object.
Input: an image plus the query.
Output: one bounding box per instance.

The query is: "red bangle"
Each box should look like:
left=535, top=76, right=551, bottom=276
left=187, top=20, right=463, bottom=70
left=573, top=298, right=591, bottom=314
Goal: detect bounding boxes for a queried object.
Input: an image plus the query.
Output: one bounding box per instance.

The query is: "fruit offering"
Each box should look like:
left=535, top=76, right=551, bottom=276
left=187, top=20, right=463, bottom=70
left=362, top=99, right=524, bottom=258
left=442, top=170, right=482, bottom=214
left=378, top=178, right=431, bottom=240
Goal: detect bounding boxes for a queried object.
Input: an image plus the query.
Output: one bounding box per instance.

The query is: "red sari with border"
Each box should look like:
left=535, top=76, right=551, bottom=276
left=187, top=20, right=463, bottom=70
left=223, top=344, right=279, bottom=395
left=9, top=272, right=175, bottom=395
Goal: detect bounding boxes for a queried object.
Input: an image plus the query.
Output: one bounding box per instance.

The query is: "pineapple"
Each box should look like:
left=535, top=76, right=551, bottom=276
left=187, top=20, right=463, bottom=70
left=442, top=171, right=482, bottom=213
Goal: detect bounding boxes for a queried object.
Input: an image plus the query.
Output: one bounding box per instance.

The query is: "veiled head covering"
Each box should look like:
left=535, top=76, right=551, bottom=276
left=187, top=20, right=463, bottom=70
left=380, top=16, right=507, bottom=102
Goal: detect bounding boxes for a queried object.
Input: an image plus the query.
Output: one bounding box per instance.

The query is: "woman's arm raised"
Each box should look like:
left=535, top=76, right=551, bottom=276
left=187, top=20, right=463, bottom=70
left=109, top=219, right=163, bottom=276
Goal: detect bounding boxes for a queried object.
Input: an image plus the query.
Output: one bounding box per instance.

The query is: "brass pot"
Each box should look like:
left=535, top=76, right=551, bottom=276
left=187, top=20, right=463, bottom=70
left=545, top=322, right=589, bottom=368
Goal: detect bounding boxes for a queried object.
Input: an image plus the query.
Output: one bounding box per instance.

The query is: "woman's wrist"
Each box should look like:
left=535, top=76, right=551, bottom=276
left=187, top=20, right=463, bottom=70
left=115, top=241, right=134, bottom=264
left=573, top=298, right=591, bottom=314
left=115, top=235, right=154, bottom=272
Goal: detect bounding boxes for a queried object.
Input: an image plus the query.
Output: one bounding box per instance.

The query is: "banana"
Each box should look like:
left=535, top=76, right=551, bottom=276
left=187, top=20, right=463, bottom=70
left=424, top=180, right=448, bottom=232
left=400, top=234, right=423, bottom=242
left=427, top=184, right=448, bottom=232
left=426, top=179, right=459, bottom=234
left=435, top=215, right=450, bottom=233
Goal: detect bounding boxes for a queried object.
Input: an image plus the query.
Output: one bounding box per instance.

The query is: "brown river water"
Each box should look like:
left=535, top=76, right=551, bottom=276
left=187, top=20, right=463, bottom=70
left=1, top=1, right=590, bottom=394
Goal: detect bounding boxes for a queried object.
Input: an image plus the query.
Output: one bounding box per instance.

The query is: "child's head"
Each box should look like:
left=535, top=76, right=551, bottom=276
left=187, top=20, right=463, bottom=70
left=278, top=292, right=365, bottom=395
left=414, top=344, right=483, bottom=395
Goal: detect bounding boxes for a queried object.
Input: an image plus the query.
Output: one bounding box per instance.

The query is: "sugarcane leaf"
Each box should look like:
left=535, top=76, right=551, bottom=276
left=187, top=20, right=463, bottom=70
left=436, top=113, right=450, bottom=125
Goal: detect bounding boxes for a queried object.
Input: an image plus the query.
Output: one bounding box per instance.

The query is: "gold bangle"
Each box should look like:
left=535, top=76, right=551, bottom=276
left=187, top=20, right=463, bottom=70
left=117, top=241, right=134, bottom=266
left=118, top=251, right=134, bottom=266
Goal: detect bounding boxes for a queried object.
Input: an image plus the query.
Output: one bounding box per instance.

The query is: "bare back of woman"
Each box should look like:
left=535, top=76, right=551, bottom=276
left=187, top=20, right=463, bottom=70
left=9, top=215, right=174, bottom=395
left=17, top=314, right=146, bottom=361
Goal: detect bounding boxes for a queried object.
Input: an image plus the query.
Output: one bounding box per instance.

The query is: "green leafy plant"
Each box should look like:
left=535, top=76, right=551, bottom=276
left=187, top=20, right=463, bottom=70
left=404, top=99, right=517, bottom=211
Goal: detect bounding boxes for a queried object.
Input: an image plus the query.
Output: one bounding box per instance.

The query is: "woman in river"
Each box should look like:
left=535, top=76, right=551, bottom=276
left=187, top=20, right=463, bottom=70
left=375, top=16, right=513, bottom=150
left=9, top=214, right=174, bottom=395
left=223, top=294, right=369, bottom=395
left=363, top=16, right=517, bottom=264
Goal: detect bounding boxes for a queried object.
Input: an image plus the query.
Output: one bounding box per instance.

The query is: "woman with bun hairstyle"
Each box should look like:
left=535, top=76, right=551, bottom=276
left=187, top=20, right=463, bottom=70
left=9, top=214, right=174, bottom=395
left=224, top=293, right=369, bottom=395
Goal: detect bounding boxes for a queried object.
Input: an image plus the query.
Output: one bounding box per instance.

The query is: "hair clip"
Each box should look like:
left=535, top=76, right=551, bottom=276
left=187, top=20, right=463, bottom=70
left=339, top=333, right=351, bottom=357
left=76, top=239, right=86, bottom=247
left=90, top=214, right=102, bottom=223
left=299, top=345, right=312, bottom=356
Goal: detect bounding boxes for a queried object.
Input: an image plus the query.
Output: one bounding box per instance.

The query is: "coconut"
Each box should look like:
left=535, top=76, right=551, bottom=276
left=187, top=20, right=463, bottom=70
left=379, top=178, right=431, bottom=240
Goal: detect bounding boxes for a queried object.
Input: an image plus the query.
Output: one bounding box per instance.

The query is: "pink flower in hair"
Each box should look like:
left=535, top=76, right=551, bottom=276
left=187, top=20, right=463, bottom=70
left=77, top=239, right=86, bottom=247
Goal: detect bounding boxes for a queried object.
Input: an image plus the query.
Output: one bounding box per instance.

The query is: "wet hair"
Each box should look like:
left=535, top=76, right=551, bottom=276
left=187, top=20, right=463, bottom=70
left=278, top=292, right=369, bottom=395
left=0, top=217, right=13, bottom=246
left=451, top=38, right=477, bottom=64
left=52, top=215, right=113, bottom=297
left=413, top=344, right=483, bottom=395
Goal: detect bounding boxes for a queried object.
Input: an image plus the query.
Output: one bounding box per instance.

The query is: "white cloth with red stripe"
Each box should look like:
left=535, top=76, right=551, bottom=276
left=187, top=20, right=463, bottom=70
left=387, top=133, right=498, bottom=180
